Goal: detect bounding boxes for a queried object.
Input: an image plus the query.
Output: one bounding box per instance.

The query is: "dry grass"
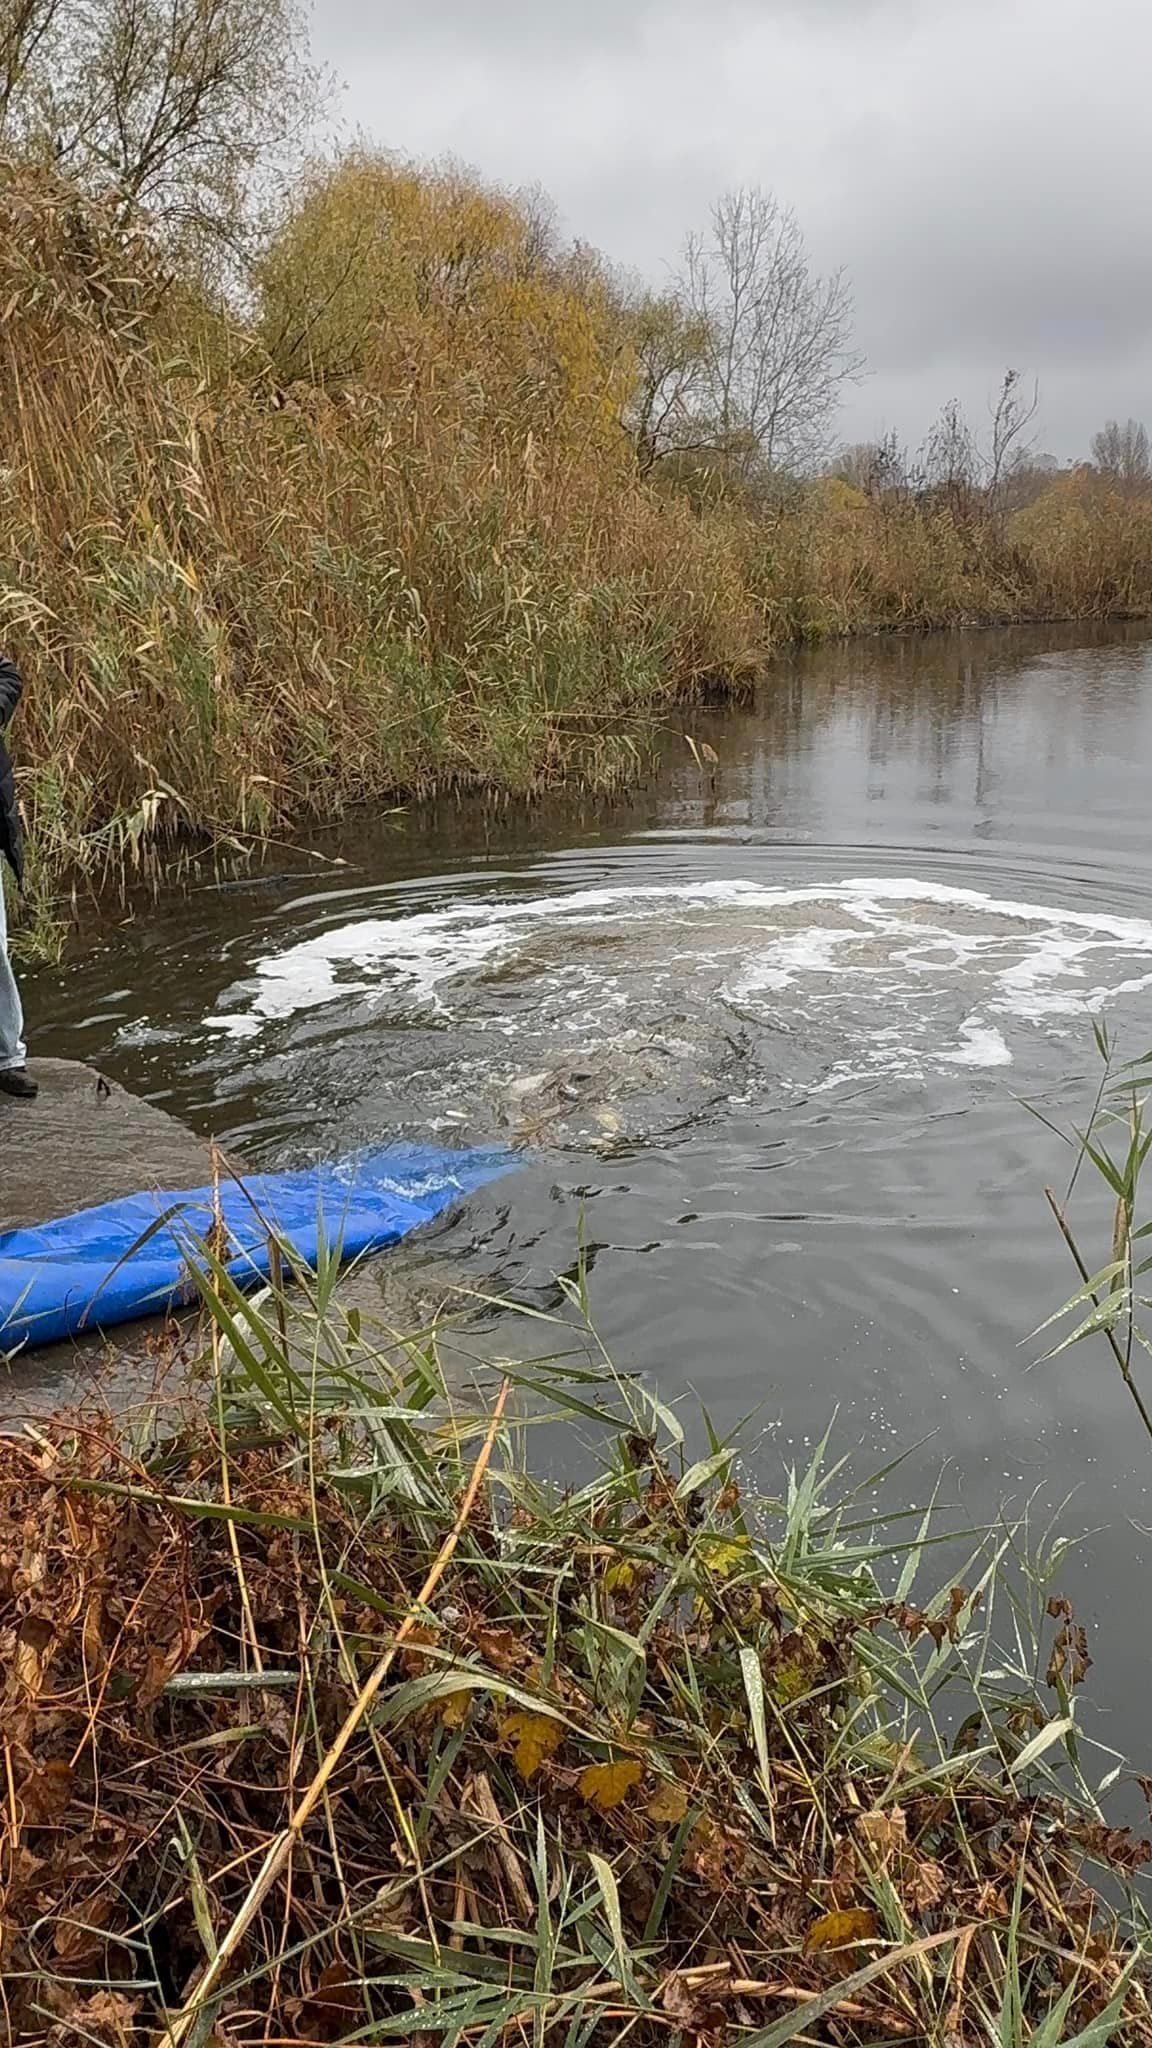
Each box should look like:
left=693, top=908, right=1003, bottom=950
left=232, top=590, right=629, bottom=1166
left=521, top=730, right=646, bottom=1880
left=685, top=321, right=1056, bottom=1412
left=2, top=161, right=1151, bottom=944
left=2, top=1256, right=1152, bottom=2047
left=0, top=167, right=760, bottom=932
left=735, top=476, right=1152, bottom=642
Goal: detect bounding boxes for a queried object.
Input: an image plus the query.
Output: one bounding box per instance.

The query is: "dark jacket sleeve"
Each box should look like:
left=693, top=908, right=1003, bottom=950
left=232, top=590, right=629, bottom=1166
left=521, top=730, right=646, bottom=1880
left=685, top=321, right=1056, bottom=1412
left=0, top=656, right=21, bottom=732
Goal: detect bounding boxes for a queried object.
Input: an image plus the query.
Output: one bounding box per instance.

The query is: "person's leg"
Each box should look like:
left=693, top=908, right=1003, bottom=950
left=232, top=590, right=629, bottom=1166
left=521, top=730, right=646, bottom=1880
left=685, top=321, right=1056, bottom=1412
left=0, top=874, right=28, bottom=1072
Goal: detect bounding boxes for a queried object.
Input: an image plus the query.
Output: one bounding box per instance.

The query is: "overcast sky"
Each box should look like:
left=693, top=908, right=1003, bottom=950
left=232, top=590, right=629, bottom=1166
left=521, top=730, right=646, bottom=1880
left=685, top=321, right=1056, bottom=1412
left=311, top=0, right=1149, bottom=461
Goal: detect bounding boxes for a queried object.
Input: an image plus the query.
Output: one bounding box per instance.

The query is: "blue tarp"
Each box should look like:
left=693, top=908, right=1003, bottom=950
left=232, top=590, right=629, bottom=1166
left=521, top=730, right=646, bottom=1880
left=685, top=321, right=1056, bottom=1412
left=0, top=1145, right=514, bottom=1352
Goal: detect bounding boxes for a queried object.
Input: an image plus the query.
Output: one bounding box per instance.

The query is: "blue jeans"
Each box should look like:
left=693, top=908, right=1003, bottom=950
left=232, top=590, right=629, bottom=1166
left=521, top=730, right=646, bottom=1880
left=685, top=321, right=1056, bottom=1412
left=0, top=874, right=26, bottom=1070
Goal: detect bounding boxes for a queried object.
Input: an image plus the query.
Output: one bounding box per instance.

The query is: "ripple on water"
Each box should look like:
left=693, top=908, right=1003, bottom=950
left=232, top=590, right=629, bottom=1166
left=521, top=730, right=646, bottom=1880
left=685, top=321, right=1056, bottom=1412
left=191, top=876, right=1152, bottom=1147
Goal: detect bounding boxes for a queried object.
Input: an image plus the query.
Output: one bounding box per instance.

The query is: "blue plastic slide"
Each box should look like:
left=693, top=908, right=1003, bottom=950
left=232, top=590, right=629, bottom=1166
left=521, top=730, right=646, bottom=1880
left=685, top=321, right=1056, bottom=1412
left=0, top=1145, right=514, bottom=1352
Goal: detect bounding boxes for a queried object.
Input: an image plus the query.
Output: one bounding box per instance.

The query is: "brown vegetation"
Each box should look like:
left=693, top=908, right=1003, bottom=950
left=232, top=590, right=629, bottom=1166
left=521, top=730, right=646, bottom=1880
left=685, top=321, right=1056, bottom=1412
left=0, top=104, right=1151, bottom=930
left=2, top=1295, right=1150, bottom=2046
left=0, top=160, right=761, bottom=936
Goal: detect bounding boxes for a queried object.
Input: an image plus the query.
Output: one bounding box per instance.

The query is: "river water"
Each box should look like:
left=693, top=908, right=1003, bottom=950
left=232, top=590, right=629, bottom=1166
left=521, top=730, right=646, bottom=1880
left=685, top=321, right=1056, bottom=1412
left=26, top=622, right=1152, bottom=1761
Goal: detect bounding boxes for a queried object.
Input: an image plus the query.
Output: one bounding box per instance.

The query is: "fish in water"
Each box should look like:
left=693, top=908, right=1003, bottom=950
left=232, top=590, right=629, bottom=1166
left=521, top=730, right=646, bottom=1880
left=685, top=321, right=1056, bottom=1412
left=499, top=1027, right=746, bottom=1149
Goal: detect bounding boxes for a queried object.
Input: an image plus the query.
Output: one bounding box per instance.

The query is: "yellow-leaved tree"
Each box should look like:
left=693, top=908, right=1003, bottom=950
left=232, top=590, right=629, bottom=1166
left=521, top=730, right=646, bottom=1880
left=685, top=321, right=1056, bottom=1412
left=257, top=149, right=632, bottom=465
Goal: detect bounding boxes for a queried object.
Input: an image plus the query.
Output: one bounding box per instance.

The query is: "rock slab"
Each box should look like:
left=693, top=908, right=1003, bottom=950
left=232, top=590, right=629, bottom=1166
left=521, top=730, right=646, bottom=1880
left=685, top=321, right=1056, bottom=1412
left=0, top=1060, right=485, bottom=1411
left=1, top=1059, right=216, bottom=1411
left=0, top=1059, right=213, bottom=1233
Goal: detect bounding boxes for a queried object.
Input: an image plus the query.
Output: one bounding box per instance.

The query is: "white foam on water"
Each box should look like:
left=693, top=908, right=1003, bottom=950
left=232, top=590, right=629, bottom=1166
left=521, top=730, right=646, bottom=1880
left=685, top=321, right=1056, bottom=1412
left=203, top=1013, right=263, bottom=1041
left=941, top=1018, right=1014, bottom=1068
left=202, top=876, right=1152, bottom=1079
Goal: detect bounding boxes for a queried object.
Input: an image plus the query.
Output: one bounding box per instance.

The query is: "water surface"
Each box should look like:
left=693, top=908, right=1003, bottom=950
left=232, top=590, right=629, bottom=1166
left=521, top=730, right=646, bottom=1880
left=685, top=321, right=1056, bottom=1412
left=26, top=622, right=1152, bottom=1759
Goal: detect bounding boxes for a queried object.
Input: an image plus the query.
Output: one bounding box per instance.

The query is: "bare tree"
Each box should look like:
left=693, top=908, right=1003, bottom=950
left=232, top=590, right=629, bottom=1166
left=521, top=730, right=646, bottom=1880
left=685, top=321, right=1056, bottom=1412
left=3, top=0, right=329, bottom=272
left=515, top=178, right=561, bottom=274
left=827, top=433, right=909, bottom=495
left=921, top=397, right=979, bottom=509
left=624, top=287, right=711, bottom=474
left=0, top=0, right=62, bottom=131
left=987, top=367, right=1039, bottom=505
left=828, top=440, right=882, bottom=490
left=680, top=186, right=863, bottom=478
left=918, top=371, right=1040, bottom=519
left=1091, top=417, right=1151, bottom=491
left=1000, top=449, right=1061, bottom=511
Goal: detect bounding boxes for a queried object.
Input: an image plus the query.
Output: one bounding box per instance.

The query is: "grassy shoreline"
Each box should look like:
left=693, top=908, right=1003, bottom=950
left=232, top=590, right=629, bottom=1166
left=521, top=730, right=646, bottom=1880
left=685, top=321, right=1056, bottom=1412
left=3, top=1257, right=1152, bottom=2047
left=7, top=164, right=1152, bottom=949
left=11, top=604, right=1152, bottom=963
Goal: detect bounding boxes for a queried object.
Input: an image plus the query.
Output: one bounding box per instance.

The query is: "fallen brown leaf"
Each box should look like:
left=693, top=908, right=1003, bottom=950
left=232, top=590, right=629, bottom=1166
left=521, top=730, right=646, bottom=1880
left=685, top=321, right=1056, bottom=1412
left=499, top=1709, right=564, bottom=1780
left=579, top=1758, right=643, bottom=1810
left=19, top=1757, right=74, bottom=1824
left=805, top=1906, right=880, bottom=1955
left=648, top=1780, right=690, bottom=1825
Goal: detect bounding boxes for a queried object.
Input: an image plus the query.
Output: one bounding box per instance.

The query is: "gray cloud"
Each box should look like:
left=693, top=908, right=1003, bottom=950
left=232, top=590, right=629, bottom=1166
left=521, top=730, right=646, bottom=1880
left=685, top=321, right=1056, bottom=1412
left=313, top=0, right=1152, bottom=458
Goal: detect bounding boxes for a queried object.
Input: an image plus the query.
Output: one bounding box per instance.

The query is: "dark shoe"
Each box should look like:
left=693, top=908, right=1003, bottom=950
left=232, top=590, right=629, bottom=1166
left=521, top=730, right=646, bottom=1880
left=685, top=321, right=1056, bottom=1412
left=0, top=1068, right=37, bottom=1100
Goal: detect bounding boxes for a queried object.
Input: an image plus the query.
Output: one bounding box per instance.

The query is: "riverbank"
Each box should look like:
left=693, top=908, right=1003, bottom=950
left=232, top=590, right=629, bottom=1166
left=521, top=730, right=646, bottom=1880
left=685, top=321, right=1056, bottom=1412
left=14, top=582, right=1152, bottom=962
left=3, top=1260, right=1151, bottom=2048
left=7, top=166, right=1152, bottom=950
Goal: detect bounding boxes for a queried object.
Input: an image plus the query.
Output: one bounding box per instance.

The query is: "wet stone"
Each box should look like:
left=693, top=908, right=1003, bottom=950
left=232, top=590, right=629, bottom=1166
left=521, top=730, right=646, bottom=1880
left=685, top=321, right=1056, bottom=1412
left=0, top=1061, right=494, bottom=1410
left=0, top=1060, right=219, bottom=1412
left=0, top=1058, right=213, bottom=1233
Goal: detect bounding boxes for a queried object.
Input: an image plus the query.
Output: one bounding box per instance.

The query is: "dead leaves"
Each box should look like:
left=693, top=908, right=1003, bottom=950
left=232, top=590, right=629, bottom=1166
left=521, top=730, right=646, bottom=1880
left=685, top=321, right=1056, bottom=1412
left=398, top=1622, right=439, bottom=1676
left=440, top=1687, right=472, bottom=1730
left=472, top=1623, right=524, bottom=1673
left=0, top=1402, right=1144, bottom=2048
left=767, top=1646, right=817, bottom=1706
left=51, top=1886, right=117, bottom=1968
left=500, top=1717, right=647, bottom=1808
left=292, top=1960, right=362, bottom=2043
left=648, top=1779, right=690, bottom=1825
left=856, top=1809, right=908, bottom=1864
left=603, top=1558, right=638, bottom=1599
left=805, top=1906, right=880, bottom=1954
left=1067, top=1819, right=1152, bottom=1874
left=579, top=1758, right=643, bottom=1810
left=687, top=1816, right=748, bottom=1890
left=856, top=1806, right=946, bottom=1914
left=660, top=1968, right=731, bottom=2041
left=11, top=1613, right=54, bottom=1700
left=17, top=1757, right=74, bottom=1825
left=499, top=1710, right=564, bottom=1780
left=1046, top=1595, right=1092, bottom=1691
left=134, top=1607, right=216, bottom=1708
left=900, top=1857, right=948, bottom=1916
left=697, top=1534, right=750, bottom=1579
left=884, top=1585, right=974, bottom=1651
left=45, top=1989, right=138, bottom=2047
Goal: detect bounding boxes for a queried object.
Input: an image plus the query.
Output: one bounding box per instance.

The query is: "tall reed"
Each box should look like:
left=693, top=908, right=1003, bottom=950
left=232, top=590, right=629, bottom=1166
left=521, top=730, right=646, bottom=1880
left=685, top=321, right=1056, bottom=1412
left=3, top=163, right=1151, bottom=935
